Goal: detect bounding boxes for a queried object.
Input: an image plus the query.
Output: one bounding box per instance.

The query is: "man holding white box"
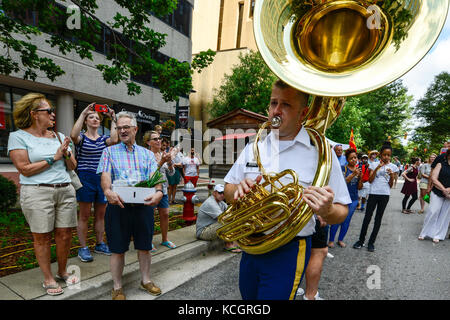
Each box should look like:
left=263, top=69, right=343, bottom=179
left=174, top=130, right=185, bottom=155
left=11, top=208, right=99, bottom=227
left=97, top=111, right=163, bottom=300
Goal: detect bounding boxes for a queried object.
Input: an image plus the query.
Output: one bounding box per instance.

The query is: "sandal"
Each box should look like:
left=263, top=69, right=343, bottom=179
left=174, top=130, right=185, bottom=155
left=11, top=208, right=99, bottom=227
left=418, top=236, right=424, bottom=240
left=402, top=209, right=409, bottom=214
left=327, top=242, right=335, bottom=248
left=151, top=243, right=157, bottom=253
left=161, top=241, right=177, bottom=249
left=432, top=238, right=439, bottom=243
left=56, top=273, right=80, bottom=286
left=224, top=247, right=242, bottom=253
left=111, top=288, right=126, bottom=300
left=42, top=282, right=64, bottom=296
left=337, top=241, right=346, bottom=248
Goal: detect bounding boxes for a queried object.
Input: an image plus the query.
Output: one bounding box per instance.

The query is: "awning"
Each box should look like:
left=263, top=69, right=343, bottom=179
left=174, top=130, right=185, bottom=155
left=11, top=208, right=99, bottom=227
left=215, top=132, right=256, bottom=141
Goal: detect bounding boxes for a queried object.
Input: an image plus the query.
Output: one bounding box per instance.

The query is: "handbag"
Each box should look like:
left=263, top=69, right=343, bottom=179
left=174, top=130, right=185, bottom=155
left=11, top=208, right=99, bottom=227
left=53, top=130, right=83, bottom=190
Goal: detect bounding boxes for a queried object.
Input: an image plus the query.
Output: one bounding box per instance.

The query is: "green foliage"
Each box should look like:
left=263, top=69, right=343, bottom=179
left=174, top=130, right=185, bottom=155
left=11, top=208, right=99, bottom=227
left=0, top=210, right=27, bottom=234
left=412, top=72, right=450, bottom=152
left=325, top=97, right=366, bottom=149
left=0, top=175, right=18, bottom=212
left=208, top=51, right=277, bottom=118
left=355, top=80, right=413, bottom=152
left=135, top=170, right=166, bottom=188
left=0, top=0, right=215, bottom=102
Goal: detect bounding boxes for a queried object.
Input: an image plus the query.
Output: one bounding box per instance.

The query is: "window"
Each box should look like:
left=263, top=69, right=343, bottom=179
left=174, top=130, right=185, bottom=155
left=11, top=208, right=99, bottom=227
left=217, top=0, right=225, bottom=50
left=236, top=2, right=244, bottom=48
left=0, top=86, right=13, bottom=162
left=250, top=0, right=255, bottom=18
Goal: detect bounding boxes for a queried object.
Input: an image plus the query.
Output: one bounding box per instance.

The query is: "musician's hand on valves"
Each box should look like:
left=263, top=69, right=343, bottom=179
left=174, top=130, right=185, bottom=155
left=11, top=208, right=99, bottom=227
left=303, top=186, right=334, bottom=220
left=234, top=175, right=263, bottom=201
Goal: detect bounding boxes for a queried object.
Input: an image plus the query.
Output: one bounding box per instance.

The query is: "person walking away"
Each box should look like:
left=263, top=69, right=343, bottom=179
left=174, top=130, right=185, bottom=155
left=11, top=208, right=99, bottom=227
left=182, top=147, right=200, bottom=187
left=401, top=157, right=420, bottom=214
left=97, top=112, right=164, bottom=300
left=70, top=103, right=118, bottom=262
left=353, top=141, right=398, bottom=252
left=328, top=148, right=361, bottom=248
left=418, top=154, right=436, bottom=214
left=8, top=93, right=79, bottom=296
left=196, top=184, right=241, bottom=253
left=224, top=79, right=351, bottom=300
left=418, top=149, right=450, bottom=243
left=143, top=130, right=176, bottom=251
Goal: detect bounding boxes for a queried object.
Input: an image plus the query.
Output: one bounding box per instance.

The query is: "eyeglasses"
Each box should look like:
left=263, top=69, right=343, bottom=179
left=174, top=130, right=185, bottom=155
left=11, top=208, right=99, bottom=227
left=34, top=108, right=55, bottom=114
left=151, top=137, right=162, bottom=141
left=116, top=125, right=135, bottom=131
left=218, top=192, right=224, bottom=195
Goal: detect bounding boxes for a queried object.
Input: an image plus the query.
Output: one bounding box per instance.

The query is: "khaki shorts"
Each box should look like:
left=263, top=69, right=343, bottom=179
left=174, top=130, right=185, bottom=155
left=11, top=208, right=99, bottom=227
left=419, top=182, right=429, bottom=189
left=198, top=222, right=222, bottom=241
left=20, top=185, right=78, bottom=233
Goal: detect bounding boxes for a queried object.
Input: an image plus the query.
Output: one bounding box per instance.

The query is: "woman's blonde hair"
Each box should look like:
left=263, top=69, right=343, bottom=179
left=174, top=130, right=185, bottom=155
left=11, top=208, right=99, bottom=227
left=143, top=130, right=159, bottom=146
left=13, top=93, right=52, bottom=129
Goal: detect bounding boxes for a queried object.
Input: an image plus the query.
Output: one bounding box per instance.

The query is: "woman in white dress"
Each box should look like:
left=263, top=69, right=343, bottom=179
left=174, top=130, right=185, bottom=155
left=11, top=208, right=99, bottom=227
left=418, top=150, right=450, bottom=243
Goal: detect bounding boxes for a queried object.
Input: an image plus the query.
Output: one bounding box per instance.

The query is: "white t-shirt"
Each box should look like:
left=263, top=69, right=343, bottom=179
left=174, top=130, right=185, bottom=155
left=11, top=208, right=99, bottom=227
left=183, top=156, right=200, bottom=176
left=224, top=127, right=351, bottom=237
left=368, top=162, right=399, bottom=195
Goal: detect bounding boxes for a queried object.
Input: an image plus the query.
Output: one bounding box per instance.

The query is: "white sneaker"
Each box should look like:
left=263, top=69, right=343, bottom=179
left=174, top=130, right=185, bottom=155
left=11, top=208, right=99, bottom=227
left=295, top=287, right=305, bottom=297
left=303, top=291, right=324, bottom=300
left=327, top=252, right=334, bottom=258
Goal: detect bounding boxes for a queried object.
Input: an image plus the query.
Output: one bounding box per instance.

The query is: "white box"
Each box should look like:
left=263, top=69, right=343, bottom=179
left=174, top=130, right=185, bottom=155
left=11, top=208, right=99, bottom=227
left=112, top=186, right=155, bottom=204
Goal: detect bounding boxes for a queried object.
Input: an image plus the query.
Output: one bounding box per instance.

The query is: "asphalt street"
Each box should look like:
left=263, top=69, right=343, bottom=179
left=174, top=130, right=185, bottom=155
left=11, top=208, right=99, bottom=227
left=157, top=179, right=450, bottom=300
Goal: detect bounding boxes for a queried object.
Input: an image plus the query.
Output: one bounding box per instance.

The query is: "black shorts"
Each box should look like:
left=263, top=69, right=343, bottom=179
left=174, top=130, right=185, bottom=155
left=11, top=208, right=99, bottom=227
left=105, top=204, right=154, bottom=254
left=311, top=219, right=329, bottom=249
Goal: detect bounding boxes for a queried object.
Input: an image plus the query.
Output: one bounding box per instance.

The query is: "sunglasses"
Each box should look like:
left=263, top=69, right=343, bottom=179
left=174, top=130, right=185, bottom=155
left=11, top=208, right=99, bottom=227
left=218, top=191, right=224, bottom=194
left=151, top=137, right=163, bottom=141
left=35, top=108, right=55, bottom=114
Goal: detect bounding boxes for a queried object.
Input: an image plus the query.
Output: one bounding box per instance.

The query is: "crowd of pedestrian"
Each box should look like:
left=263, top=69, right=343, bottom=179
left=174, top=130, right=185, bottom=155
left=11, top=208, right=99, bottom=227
left=5, top=92, right=449, bottom=300
left=6, top=93, right=206, bottom=299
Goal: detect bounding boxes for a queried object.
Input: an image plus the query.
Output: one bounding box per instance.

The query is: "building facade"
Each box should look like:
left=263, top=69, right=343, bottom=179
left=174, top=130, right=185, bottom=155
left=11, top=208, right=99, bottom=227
left=0, top=0, right=194, bottom=163
left=190, top=0, right=258, bottom=148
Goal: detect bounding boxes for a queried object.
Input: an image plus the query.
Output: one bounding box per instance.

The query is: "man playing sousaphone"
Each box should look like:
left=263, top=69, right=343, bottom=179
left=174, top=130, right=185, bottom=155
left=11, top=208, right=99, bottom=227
left=223, top=79, right=351, bottom=300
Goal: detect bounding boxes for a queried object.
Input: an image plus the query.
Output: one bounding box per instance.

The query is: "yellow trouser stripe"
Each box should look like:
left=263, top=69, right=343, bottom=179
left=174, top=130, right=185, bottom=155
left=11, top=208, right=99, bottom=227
left=289, top=239, right=306, bottom=300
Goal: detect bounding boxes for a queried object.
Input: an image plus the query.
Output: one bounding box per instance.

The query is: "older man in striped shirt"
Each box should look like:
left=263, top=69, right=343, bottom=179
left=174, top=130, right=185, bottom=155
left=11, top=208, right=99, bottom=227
left=97, top=111, right=163, bottom=300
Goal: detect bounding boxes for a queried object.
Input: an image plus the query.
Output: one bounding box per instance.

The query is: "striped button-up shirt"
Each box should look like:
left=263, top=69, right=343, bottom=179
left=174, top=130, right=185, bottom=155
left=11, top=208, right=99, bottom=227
left=97, top=142, right=157, bottom=184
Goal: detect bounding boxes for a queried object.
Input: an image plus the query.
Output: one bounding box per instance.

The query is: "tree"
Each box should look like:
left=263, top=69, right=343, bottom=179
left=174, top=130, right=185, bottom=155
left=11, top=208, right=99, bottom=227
left=412, top=72, right=450, bottom=149
left=325, top=97, right=366, bottom=149
left=356, top=80, right=413, bottom=151
left=208, top=50, right=277, bottom=118
left=0, top=0, right=215, bottom=102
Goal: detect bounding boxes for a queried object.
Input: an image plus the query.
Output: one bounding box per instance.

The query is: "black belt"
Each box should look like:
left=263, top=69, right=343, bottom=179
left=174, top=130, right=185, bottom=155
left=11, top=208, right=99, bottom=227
left=25, top=183, right=70, bottom=188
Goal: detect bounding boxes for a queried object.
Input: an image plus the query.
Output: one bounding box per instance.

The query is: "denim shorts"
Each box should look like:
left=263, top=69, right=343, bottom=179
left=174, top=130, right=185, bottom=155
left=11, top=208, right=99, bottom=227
left=105, top=204, right=154, bottom=254
left=156, top=194, right=169, bottom=209
left=76, top=171, right=107, bottom=204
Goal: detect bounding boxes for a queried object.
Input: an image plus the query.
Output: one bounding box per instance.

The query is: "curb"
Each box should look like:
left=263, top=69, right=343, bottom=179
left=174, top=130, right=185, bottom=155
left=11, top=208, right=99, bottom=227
left=36, top=239, right=221, bottom=300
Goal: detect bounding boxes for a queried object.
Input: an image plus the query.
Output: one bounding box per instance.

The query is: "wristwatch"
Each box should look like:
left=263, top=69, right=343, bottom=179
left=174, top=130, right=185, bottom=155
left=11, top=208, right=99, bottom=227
left=45, top=157, right=55, bottom=165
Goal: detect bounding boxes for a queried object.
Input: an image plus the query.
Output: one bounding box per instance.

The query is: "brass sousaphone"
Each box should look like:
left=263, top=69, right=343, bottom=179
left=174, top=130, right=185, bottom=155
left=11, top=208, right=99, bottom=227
left=216, top=0, right=449, bottom=254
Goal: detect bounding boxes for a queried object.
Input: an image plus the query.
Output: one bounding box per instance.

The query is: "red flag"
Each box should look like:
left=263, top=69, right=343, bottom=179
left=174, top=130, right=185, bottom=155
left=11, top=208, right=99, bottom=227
left=349, top=128, right=357, bottom=151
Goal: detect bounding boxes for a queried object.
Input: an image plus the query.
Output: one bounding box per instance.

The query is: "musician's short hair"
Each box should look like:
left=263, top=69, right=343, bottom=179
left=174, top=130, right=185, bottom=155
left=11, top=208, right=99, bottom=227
left=273, top=79, right=310, bottom=108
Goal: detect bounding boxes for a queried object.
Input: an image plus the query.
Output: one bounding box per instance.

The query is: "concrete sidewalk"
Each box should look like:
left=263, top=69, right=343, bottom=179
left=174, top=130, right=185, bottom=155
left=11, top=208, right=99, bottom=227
left=0, top=225, right=224, bottom=300
left=0, top=164, right=229, bottom=300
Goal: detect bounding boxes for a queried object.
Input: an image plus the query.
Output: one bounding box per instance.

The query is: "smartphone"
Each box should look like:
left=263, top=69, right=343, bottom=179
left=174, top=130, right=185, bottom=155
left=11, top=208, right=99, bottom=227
left=94, top=104, right=109, bottom=112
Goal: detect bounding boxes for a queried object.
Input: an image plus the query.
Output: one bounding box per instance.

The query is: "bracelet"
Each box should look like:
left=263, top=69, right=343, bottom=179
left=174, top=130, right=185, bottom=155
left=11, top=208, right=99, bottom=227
left=156, top=189, right=163, bottom=194
left=63, top=152, right=71, bottom=160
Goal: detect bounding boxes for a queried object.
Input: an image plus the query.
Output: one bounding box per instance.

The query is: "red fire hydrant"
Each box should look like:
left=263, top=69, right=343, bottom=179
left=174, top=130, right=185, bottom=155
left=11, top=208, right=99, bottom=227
left=182, top=181, right=200, bottom=224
